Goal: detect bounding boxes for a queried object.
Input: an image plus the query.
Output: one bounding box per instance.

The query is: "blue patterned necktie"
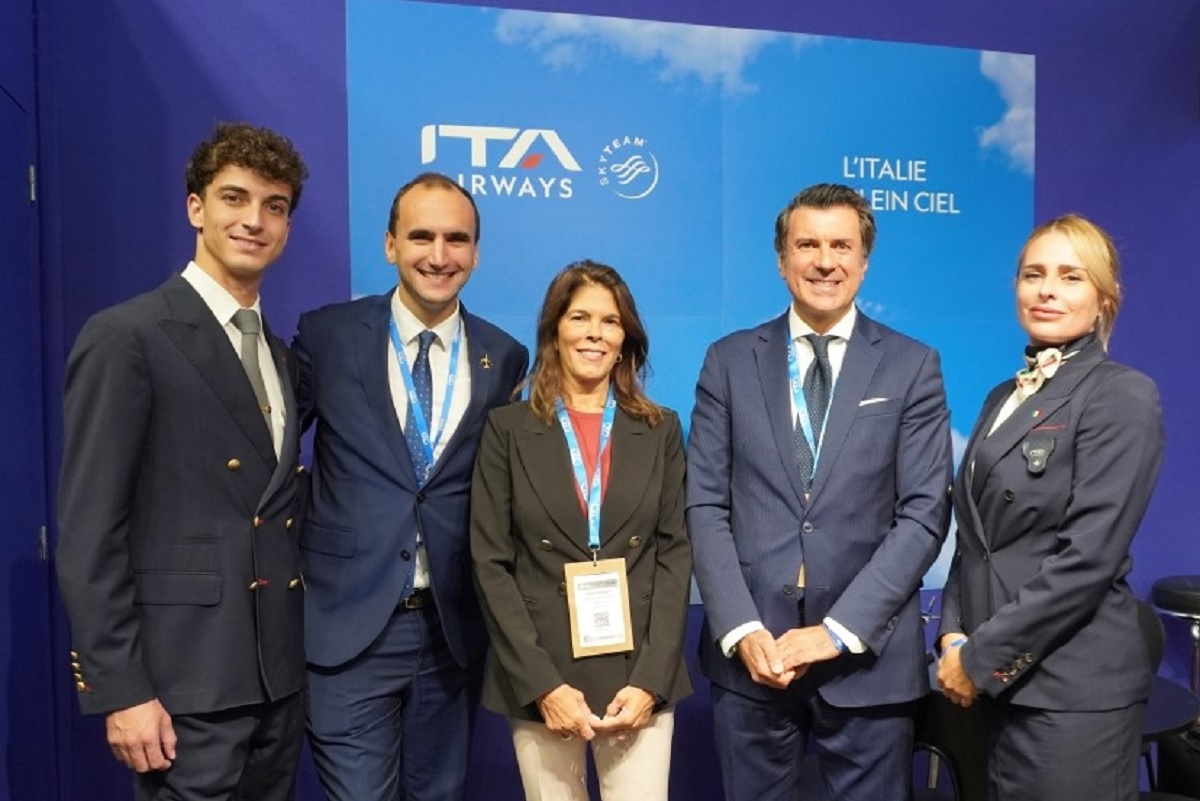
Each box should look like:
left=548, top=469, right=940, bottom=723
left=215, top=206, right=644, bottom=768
left=795, top=334, right=833, bottom=484
left=404, top=330, right=437, bottom=484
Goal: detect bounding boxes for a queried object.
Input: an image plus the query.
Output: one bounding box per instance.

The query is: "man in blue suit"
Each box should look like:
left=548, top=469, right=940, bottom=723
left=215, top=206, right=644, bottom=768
left=687, top=183, right=953, bottom=801
left=294, top=172, right=528, bottom=801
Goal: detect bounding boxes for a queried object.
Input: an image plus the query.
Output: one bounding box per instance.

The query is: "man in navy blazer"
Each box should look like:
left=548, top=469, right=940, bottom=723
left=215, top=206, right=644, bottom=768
left=57, top=123, right=310, bottom=800
left=294, top=172, right=528, bottom=801
left=687, top=183, right=953, bottom=801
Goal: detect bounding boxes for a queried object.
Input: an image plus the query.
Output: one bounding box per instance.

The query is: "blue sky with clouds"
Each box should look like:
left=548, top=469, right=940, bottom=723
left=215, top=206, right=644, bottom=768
left=348, top=1, right=1036, bottom=584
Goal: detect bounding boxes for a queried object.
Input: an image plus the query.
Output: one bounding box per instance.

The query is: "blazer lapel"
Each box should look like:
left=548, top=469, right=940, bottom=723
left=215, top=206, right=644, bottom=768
left=157, top=276, right=276, bottom=469
left=257, top=325, right=298, bottom=508
left=808, top=313, right=883, bottom=500
left=514, top=410, right=592, bottom=559
left=357, top=295, right=420, bottom=488
left=756, top=315, right=809, bottom=506
left=970, top=341, right=1107, bottom=500
left=965, top=383, right=1015, bottom=502
left=427, top=306, right=496, bottom=484
left=956, top=383, right=1010, bottom=546
left=599, top=412, right=655, bottom=548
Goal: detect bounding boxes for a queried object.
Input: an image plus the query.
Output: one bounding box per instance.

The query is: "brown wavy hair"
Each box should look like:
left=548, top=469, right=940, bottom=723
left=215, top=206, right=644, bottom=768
left=185, top=122, right=309, bottom=213
left=526, top=260, right=663, bottom=427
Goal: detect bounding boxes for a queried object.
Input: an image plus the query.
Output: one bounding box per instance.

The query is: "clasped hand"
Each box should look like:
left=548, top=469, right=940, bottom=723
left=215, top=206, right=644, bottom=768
left=935, top=633, right=980, bottom=708
left=537, top=684, right=655, bottom=742
left=737, top=626, right=840, bottom=689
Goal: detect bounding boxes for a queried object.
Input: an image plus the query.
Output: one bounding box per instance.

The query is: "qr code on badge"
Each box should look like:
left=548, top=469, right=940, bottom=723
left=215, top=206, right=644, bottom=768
left=593, top=611, right=611, bottom=628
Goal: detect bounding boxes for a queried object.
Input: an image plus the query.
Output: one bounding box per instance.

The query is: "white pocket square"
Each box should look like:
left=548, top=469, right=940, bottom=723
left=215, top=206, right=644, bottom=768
left=859, top=397, right=889, bottom=407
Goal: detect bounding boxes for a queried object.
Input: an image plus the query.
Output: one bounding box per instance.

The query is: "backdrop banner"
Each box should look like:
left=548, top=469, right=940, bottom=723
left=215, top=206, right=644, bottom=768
left=347, top=0, right=1036, bottom=586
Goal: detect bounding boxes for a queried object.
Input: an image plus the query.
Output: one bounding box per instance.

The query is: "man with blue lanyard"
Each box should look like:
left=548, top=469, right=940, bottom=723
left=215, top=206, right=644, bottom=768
left=293, top=172, right=528, bottom=801
left=686, top=183, right=953, bottom=801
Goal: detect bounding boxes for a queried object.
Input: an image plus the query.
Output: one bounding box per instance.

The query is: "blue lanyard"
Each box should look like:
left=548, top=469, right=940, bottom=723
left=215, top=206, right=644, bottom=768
left=388, top=315, right=462, bottom=474
left=554, top=387, right=616, bottom=556
left=788, top=338, right=836, bottom=475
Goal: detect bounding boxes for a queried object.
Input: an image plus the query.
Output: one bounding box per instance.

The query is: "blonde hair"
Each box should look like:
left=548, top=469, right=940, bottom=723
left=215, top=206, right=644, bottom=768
left=1018, top=213, right=1122, bottom=350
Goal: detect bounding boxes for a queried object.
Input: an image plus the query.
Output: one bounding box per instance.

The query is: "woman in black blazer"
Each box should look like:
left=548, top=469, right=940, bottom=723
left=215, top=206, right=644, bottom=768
left=937, top=214, right=1164, bottom=801
left=470, top=260, right=691, bottom=801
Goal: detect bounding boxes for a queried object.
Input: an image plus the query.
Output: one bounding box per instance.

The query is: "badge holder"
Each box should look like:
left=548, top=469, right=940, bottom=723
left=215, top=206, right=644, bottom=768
left=565, top=557, right=634, bottom=659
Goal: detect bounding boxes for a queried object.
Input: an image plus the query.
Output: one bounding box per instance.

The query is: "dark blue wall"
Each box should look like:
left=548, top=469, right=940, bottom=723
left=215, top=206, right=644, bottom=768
left=28, top=1, right=1200, bottom=799
left=1, top=0, right=58, bottom=800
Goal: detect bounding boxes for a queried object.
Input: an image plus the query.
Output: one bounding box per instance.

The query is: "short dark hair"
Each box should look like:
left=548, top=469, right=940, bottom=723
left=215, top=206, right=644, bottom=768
left=185, top=123, right=308, bottom=214
left=773, top=183, right=876, bottom=257
left=526, top=260, right=662, bottom=427
left=386, top=172, right=480, bottom=242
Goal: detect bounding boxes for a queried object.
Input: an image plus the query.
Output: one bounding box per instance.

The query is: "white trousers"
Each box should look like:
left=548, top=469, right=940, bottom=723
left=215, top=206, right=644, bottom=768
left=510, top=711, right=675, bottom=801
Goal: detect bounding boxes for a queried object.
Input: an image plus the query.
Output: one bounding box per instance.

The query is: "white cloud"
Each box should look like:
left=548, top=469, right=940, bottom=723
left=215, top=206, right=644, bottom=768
left=495, top=11, right=811, bottom=95
left=857, top=299, right=886, bottom=318
left=978, top=51, right=1035, bottom=174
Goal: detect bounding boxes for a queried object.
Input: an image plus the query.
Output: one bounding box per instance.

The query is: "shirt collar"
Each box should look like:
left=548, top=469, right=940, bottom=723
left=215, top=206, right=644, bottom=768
left=389, top=288, right=462, bottom=348
left=182, top=261, right=262, bottom=326
left=788, top=304, right=857, bottom=343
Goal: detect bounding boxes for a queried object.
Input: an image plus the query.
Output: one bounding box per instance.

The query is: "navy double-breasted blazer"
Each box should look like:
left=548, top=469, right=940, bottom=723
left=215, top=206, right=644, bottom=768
left=57, top=274, right=306, bottom=716
left=940, top=338, right=1164, bottom=709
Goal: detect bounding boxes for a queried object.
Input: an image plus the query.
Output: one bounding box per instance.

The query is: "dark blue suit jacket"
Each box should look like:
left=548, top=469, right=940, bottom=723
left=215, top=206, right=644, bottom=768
left=940, top=339, right=1164, bottom=709
left=687, top=310, right=952, bottom=706
left=294, top=293, right=527, bottom=669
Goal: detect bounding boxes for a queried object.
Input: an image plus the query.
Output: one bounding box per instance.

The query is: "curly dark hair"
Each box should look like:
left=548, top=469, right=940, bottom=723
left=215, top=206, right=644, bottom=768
left=185, top=122, right=309, bottom=213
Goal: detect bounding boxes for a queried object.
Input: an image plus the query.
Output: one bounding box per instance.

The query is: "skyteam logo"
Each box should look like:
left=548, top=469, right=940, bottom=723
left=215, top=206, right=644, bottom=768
left=420, top=124, right=580, bottom=199
left=597, top=134, right=659, bottom=200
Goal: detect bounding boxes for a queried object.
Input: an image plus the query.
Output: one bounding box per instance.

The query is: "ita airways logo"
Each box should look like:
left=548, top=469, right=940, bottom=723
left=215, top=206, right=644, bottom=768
left=420, top=124, right=580, bottom=199
left=597, top=135, right=659, bottom=200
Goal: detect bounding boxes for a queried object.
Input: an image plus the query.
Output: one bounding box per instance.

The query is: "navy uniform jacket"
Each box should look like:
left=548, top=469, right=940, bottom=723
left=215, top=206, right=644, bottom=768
left=940, top=338, right=1164, bottom=709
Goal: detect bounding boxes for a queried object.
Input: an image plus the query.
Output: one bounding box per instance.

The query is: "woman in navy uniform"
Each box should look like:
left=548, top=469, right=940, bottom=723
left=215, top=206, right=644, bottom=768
left=937, top=214, right=1164, bottom=801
